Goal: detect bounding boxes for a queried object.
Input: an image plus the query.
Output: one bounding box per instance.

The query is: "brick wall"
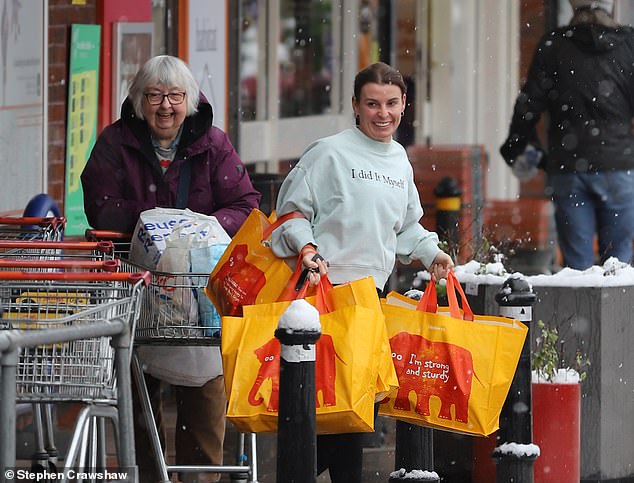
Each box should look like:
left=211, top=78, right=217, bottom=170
left=408, top=145, right=487, bottom=263
left=484, top=198, right=554, bottom=251
left=47, top=0, right=98, bottom=212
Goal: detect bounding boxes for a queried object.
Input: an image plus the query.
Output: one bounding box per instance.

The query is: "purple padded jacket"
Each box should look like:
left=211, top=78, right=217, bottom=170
left=81, top=95, right=260, bottom=236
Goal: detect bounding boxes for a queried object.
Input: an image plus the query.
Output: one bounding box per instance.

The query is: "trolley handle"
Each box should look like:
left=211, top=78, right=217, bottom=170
left=0, top=259, right=120, bottom=272
left=0, top=216, right=67, bottom=228
left=85, top=229, right=132, bottom=241
left=0, top=270, right=150, bottom=285
left=0, top=240, right=114, bottom=254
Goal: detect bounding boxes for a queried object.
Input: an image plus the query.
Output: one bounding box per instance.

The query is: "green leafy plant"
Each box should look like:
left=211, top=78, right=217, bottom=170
left=532, top=319, right=590, bottom=383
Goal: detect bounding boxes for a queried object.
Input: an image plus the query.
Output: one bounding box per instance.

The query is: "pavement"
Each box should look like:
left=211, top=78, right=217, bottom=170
left=15, top=397, right=405, bottom=483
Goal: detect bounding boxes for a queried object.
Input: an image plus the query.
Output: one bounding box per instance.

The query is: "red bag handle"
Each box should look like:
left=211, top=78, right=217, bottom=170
left=314, top=275, right=334, bottom=314
left=415, top=277, right=438, bottom=313
left=414, top=270, right=474, bottom=321
left=279, top=267, right=334, bottom=314
left=260, top=211, right=304, bottom=241
left=276, top=254, right=310, bottom=302
left=446, top=269, right=474, bottom=321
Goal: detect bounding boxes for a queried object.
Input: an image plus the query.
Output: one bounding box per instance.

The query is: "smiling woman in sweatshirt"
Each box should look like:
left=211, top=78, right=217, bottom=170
left=271, top=61, right=453, bottom=483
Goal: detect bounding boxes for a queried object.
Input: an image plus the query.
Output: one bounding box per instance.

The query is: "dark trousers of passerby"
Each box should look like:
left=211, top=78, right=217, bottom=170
left=132, top=372, right=226, bottom=483
left=316, top=403, right=380, bottom=483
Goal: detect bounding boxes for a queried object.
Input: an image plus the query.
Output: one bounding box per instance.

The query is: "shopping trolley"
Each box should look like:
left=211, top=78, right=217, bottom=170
left=0, top=312, right=138, bottom=483
left=0, top=220, right=69, bottom=471
left=87, top=230, right=258, bottom=482
left=85, top=230, right=131, bottom=258
left=0, top=267, right=149, bottom=478
left=0, top=239, right=116, bottom=261
left=0, top=216, right=66, bottom=242
left=0, top=241, right=119, bottom=471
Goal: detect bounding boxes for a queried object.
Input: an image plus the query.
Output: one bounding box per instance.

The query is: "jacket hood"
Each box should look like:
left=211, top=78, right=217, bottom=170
left=119, top=92, right=214, bottom=150
left=566, top=23, right=632, bottom=53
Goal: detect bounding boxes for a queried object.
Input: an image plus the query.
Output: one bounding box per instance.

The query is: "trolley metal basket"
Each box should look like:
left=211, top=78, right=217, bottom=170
left=0, top=240, right=121, bottom=472
left=121, top=258, right=257, bottom=482
left=0, top=270, right=148, bottom=402
left=120, top=258, right=220, bottom=344
left=0, top=269, right=149, bottom=477
left=0, top=240, right=116, bottom=262
left=84, top=229, right=131, bottom=259
left=0, top=217, right=66, bottom=242
left=85, top=232, right=210, bottom=343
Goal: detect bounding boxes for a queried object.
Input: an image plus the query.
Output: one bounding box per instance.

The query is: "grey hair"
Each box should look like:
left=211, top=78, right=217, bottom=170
left=128, top=55, right=200, bottom=119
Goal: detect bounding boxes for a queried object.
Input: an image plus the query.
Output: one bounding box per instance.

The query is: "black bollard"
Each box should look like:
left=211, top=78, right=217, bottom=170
left=433, top=176, right=462, bottom=244
left=275, top=328, right=321, bottom=483
left=390, top=422, right=439, bottom=483
left=493, top=276, right=538, bottom=482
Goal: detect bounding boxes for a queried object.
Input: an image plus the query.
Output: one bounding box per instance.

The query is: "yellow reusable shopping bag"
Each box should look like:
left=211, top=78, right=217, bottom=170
left=379, top=270, right=527, bottom=436
left=223, top=276, right=394, bottom=434
left=220, top=315, right=245, bottom=393
left=205, top=209, right=303, bottom=317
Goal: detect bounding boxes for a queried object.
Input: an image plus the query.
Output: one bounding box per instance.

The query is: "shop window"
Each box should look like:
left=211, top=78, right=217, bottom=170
left=278, top=0, right=333, bottom=118
left=240, top=0, right=337, bottom=121
left=240, top=0, right=261, bottom=121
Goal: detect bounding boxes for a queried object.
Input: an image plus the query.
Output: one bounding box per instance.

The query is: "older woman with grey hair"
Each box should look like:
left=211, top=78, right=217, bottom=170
left=82, top=55, right=259, bottom=236
left=81, top=55, right=260, bottom=482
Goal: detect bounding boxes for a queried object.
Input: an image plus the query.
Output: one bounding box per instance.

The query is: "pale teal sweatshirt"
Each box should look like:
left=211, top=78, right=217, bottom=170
left=271, top=127, right=441, bottom=289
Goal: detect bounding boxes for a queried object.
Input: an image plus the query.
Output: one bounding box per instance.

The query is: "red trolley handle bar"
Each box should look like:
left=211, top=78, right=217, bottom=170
left=0, top=216, right=67, bottom=228
left=0, top=259, right=120, bottom=272
left=0, top=270, right=150, bottom=285
left=0, top=240, right=114, bottom=254
left=84, top=229, right=132, bottom=241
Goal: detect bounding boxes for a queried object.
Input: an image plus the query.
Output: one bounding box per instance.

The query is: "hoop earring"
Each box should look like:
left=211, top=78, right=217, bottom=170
left=401, top=111, right=404, bottom=117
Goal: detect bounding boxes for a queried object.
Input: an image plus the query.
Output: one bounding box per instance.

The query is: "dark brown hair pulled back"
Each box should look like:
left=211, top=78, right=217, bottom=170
left=353, top=62, right=407, bottom=100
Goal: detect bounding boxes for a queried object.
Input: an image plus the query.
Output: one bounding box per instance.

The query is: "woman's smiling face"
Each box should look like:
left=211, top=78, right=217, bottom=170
left=352, top=82, right=405, bottom=143
left=142, top=84, right=188, bottom=144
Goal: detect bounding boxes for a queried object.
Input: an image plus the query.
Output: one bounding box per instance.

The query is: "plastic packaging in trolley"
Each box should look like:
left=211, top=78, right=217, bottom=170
left=130, top=208, right=198, bottom=268
left=130, top=208, right=231, bottom=334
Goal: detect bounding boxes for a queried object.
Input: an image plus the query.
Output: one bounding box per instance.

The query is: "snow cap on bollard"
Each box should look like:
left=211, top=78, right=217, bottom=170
left=278, top=299, right=321, bottom=333
left=275, top=299, right=321, bottom=356
left=389, top=468, right=440, bottom=483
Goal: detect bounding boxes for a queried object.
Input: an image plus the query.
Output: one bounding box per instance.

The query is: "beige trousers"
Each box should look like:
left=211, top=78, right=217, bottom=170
left=133, top=373, right=227, bottom=483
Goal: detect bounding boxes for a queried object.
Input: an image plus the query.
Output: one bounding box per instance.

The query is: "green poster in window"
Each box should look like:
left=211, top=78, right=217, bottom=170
left=64, top=24, right=101, bottom=236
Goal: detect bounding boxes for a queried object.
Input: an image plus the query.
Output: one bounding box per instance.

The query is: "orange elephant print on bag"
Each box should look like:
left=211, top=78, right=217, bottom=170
left=386, top=332, right=474, bottom=424
left=208, top=244, right=266, bottom=315
left=379, top=270, right=528, bottom=436
left=248, top=335, right=340, bottom=412
left=224, top=275, right=387, bottom=434
left=206, top=209, right=305, bottom=317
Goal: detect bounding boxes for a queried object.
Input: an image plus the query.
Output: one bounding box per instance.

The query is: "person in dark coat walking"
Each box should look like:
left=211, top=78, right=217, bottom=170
left=500, top=0, right=634, bottom=270
left=81, top=55, right=260, bottom=482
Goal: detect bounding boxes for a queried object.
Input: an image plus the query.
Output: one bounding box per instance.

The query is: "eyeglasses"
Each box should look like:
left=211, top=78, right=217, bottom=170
left=144, top=92, right=186, bottom=105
